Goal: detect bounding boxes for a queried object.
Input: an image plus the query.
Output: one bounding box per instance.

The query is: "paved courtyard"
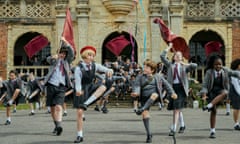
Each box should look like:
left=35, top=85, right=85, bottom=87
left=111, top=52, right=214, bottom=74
left=0, top=106, right=239, bottom=144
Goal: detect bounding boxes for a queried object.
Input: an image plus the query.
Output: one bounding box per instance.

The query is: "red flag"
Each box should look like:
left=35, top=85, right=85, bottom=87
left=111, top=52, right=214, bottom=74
left=105, top=35, right=130, bottom=56
left=204, top=41, right=222, bottom=57
left=154, top=18, right=190, bottom=59
left=62, top=7, right=76, bottom=55
left=24, top=35, right=49, bottom=58
left=153, top=18, right=177, bottom=43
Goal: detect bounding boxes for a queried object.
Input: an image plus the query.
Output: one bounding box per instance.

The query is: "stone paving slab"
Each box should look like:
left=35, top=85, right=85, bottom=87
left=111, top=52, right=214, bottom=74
left=0, top=107, right=239, bottom=144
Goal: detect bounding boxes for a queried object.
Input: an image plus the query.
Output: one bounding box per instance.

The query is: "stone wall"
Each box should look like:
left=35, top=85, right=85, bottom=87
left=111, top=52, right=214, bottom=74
left=0, top=23, right=7, bottom=79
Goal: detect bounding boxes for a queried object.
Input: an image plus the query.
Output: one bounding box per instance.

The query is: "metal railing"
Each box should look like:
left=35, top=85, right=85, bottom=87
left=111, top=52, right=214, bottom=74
left=14, top=66, right=49, bottom=77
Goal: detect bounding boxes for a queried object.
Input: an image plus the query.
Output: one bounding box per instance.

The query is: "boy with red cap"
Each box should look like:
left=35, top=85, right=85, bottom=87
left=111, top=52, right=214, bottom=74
left=73, top=45, right=113, bottom=143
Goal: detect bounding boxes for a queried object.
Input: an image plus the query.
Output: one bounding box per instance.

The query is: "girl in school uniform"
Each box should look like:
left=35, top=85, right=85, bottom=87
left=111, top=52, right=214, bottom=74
left=200, top=54, right=240, bottom=138
left=160, top=43, right=197, bottom=136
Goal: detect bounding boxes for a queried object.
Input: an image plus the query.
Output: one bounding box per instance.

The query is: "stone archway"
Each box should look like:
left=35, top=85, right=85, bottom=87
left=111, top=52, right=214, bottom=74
left=14, top=32, right=51, bottom=66
left=101, top=31, right=138, bottom=63
left=189, top=30, right=225, bottom=66
left=188, top=29, right=225, bottom=82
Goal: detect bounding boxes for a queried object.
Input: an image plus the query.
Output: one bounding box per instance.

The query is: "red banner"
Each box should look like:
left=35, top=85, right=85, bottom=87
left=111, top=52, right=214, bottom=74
left=62, top=7, right=76, bottom=55
left=105, top=35, right=130, bottom=56
left=24, top=35, right=49, bottom=58
left=154, top=18, right=190, bottom=59
left=204, top=41, right=222, bottom=57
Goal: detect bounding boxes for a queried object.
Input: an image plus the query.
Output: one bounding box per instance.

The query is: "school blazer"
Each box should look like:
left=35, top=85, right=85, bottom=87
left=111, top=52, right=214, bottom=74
left=200, top=68, right=240, bottom=95
left=132, top=73, right=175, bottom=98
left=160, top=50, right=198, bottom=97
left=43, top=44, right=74, bottom=88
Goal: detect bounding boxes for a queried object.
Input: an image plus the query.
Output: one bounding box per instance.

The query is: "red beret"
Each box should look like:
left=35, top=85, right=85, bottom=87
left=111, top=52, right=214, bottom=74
left=204, top=41, right=222, bottom=57
left=80, top=46, right=96, bottom=55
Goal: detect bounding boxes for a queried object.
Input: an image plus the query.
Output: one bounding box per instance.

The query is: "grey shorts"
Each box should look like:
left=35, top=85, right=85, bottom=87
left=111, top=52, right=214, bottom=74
left=46, top=83, right=65, bottom=106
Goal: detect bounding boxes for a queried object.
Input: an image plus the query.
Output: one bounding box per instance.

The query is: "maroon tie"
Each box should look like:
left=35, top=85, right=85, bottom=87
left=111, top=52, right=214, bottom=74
left=217, top=72, right=220, bottom=78
left=173, top=64, right=178, bottom=80
left=60, top=61, right=65, bottom=76
left=87, top=64, right=91, bottom=71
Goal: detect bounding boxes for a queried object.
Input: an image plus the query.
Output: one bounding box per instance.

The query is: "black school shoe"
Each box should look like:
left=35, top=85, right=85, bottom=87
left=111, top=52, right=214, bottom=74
left=29, top=112, right=35, bottom=116
left=168, top=130, right=175, bottom=136
left=4, top=120, right=11, bottom=125
left=74, top=136, right=83, bottom=143
left=209, top=132, right=216, bottom=138
left=202, top=106, right=213, bottom=112
left=234, top=125, right=240, bottom=130
left=146, top=134, right=152, bottom=143
left=56, top=126, right=63, bottom=136
left=178, top=126, right=186, bottom=133
left=52, top=127, right=57, bottom=134
left=101, top=107, right=109, bottom=114
left=62, top=112, right=67, bottom=117
left=94, top=105, right=100, bottom=112
left=135, top=108, right=144, bottom=115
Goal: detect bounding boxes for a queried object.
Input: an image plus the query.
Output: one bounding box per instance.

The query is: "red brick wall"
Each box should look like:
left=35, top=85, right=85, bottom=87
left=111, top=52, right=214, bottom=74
left=0, top=23, right=8, bottom=79
left=232, top=21, right=240, bottom=60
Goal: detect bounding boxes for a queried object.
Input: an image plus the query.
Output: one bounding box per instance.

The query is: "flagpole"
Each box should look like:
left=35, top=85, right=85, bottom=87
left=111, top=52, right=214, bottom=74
left=57, top=38, right=63, bottom=54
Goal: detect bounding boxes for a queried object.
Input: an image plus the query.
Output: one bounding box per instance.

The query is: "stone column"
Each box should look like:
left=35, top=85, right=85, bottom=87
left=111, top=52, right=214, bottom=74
left=76, top=0, right=90, bottom=61
left=149, top=0, right=164, bottom=62
left=169, top=0, right=184, bottom=35
left=55, top=2, right=68, bottom=53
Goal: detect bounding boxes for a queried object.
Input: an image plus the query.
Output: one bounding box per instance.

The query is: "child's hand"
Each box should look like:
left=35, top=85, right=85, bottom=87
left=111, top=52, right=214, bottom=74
left=202, top=94, right=208, bottom=100
left=194, top=80, right=199, bottom=84
left=171, top=93, right=178, bottom=100
left=131, top=92, right=138, bottom=97
left=52, top=54, right=58, bottom=59
left=61, top=36, right=68, bottom=44
left=76, top=91, right=83, bottom=96
left=167, top=43, right=173, bottom=51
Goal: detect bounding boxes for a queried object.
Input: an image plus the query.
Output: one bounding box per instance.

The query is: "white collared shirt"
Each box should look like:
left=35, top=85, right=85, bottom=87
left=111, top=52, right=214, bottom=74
left=215, top=70, right=222, bottom=78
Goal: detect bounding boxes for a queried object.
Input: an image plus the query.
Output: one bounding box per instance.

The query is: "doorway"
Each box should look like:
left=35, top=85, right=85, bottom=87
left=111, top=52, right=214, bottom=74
left=102, top=31, right=138, bottom=64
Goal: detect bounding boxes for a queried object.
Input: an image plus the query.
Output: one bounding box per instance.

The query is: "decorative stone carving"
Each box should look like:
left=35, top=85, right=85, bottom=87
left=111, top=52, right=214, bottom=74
left=56, top=0, right=69, bottom=5
left=170, top=0, right=183, bottom=5
left=26, top=1, right=51, bottom=18
left=76, top=0, right=90, bottom=16
left=77, top=0, right=88, bottom=5
left=102, top=0, right=136, bottom=22
left=55, top=0, right=68, bottom=15
left=186, top=0, right=215, bottom=18
left=0, top=1, right=20, bottom=17
left=220, top=0, right=240, bottom=17
left=149, top=0, right=162, bottom=14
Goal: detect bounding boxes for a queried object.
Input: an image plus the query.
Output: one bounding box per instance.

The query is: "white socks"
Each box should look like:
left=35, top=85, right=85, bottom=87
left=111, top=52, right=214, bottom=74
left=171, top=124, right=177, bottom=131
left=7, top=117, right=11, bottom=121
left=77, top=131, right=83, bottom=137
left=234, top=122, right=239, bottom=127
left=84, top=95, right=97, bottom=105
left=207, top=103, right=213, bottom=109
left=8, top=99, right=13, bottom=105
left=226, top=103, right=230, bottom=113
left=179, top=112, right=185, bottom=127
left=210, top=128, right=215, bottom=133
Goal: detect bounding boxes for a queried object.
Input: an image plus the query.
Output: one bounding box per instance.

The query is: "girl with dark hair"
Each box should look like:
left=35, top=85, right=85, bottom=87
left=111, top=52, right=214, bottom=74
left=229, top=58, right=240, bottom=130
left=200, top=54, right=240, bottom=138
